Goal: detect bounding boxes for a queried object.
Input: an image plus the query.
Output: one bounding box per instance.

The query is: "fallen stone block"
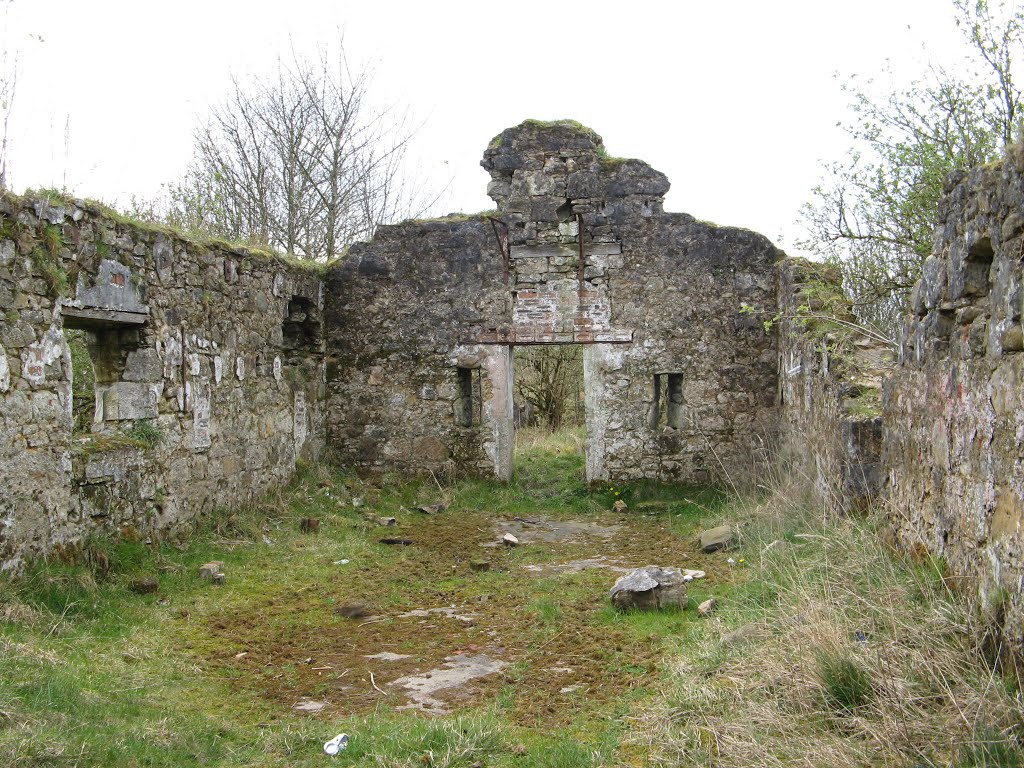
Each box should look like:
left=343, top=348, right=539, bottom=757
left=335, top=603, right=373, bottom=619
left=198, top=561, right=224, bottom=580
left=128, top=577, right=159, bottom=595
left=699, top=525, right=736, bottom=553
left=502, top=533, right=519, bottom=547
left=609, top=565, right=687, bottom=611
left=697, top=597, right=718, bottom=617
left=416, top=503, right=447, bottom=515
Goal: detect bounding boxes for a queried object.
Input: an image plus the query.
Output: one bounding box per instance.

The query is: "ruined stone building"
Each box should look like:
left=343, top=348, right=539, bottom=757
left=0, top=119, right=1021, bottom=650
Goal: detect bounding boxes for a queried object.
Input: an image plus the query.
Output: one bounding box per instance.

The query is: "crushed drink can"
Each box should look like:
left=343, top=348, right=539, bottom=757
left=323, top=733, right=349, bottom=755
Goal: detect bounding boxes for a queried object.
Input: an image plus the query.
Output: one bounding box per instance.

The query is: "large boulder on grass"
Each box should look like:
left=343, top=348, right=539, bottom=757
left=699, top=525, right=736, bottom=553
left=609, top=565, right=688, bottom=611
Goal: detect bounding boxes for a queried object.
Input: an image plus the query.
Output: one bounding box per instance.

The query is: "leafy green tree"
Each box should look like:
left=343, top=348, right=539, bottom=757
left=800, top=0, right=1024, bottom=338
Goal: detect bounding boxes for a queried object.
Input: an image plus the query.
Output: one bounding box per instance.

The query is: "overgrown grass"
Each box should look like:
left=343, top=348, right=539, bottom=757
left=630, top=477, right=1024, bottom=767
left=1, top=435, right=1020, bottom=767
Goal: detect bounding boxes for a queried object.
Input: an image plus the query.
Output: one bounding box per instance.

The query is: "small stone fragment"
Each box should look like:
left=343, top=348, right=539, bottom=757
left=416, top=503, right=447, bottom=515
left=299, top=517, right=319, bottom=533
left=470, top=559, right=491, bottom=572
left=697, top=598, right=718, bottom=617
left=720, top=622, right=763, bottom=646
left=336, top=603, right=373, bottom=619
left=198, top=561, right=224, bottom=580
left=377, top=516, right=397, bottom=527
left=128, top=577, right=159, bottom=595
left=293, top=699, right=327, bottom=713
left=1001, top=326, right=1024, bottom=352
left=613, top=499, right=628, bottom=513
left=502, top=533, right=519, bottom=547
left=699, top=525, right=736, bottom=553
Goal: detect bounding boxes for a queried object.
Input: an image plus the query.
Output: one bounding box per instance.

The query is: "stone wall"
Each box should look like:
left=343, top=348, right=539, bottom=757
left=777, top=259, right=889, bottom=513
left=885, top=148, right=1024, bottom=649
left=0, top=193, right=325, bottom=571
left=325, top=120, right=780, bottom=484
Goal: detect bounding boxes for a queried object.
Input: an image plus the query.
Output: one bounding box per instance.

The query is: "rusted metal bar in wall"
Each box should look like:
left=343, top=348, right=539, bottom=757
left=576, top=213, right=585, bottom=286
left=487, top=217, right=511, bottom=287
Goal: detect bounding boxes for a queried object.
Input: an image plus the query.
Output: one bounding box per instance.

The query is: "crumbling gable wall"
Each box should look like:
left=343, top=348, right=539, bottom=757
left=325, top=120, right=780, bottom=484
left=885, top=150, right=1024, bottom=649
left=0, top=193, right=325, bottom=570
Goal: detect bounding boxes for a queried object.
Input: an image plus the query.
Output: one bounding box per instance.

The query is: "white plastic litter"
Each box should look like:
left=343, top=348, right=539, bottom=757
left=323, top=733, right=349, bottom=755
left=333, top=559, right=350, bottom=565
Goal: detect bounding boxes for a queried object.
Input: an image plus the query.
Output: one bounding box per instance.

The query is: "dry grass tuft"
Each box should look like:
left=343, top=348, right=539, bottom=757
left=515, top=425, right=586, bottom=457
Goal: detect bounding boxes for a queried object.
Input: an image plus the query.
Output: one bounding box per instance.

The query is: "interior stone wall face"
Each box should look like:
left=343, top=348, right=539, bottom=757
left=884, top=150, right=1024, bottom=650
left=776, top=259, right=888, bottom=515
left=325, top=121, right=781, bottom=484
left=0, top=194, right=325, bottom=571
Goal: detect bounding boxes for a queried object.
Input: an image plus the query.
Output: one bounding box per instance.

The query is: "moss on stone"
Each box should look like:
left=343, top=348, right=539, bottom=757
left=396, top=211, right=492, bottom=227
left=488, top=118, right=604, bottom=151
left=29, top=245, right=69, bottom=296
left=598, top=154, right=630, bottom=169
left=844, top=389, right=882, bottom=419
left=6, top=190, right=330, bottom=281
left=519, top=118, right=601, bottom=139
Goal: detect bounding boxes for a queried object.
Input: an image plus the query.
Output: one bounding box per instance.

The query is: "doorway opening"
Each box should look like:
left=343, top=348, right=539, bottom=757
left=511, top=344, right=586, bottom=481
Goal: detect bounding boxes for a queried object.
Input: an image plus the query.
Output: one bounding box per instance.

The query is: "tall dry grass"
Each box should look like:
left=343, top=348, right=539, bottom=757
left=629, top=476, right=1024, bottom=768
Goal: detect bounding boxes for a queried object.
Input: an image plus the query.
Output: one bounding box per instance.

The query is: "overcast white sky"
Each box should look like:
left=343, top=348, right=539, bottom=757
left=3, top=0, right=968, bottom=255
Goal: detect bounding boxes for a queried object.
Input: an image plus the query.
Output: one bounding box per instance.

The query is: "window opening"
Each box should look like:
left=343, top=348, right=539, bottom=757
left=67, top=329, right=96, bottom=433
left=282, top=296, right=321, bottom=358
left=667, top=373, right=684, bottom=430
left=650, top=372, right=684, bottom=431
left=964, top=236, right=995, bottom=297
left=455, top=366, right=483, bottom=427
